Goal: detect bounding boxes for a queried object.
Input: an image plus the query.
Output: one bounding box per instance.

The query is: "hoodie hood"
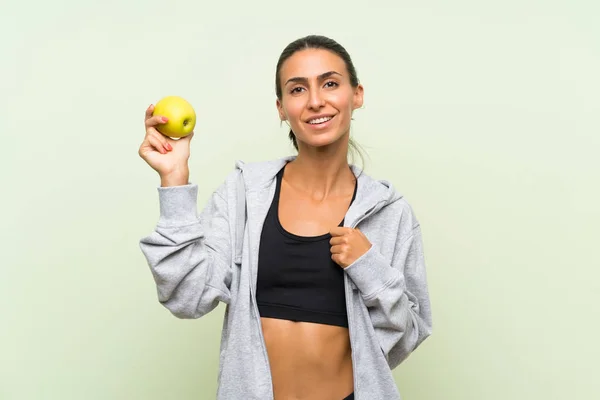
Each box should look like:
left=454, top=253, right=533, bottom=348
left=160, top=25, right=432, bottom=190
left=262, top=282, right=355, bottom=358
left=235, top=156, right=404, bottom=228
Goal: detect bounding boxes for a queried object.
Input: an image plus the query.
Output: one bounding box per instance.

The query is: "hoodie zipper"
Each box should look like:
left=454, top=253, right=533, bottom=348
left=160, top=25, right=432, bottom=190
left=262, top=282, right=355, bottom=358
left=237, top=171, right=274, bottom=399
left=350, top=202, right=383, bottom=229
left=344, top=200, right=386, bottom=399
left=247, top=199, right=275, bottom=399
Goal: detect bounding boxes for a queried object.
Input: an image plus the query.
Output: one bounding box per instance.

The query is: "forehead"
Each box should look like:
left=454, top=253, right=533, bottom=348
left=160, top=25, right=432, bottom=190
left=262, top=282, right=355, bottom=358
left=280, top=48, right=347, bottom=80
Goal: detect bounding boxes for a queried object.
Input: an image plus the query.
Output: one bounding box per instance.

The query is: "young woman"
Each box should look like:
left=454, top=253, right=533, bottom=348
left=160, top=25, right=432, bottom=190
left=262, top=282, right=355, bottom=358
left=139, top=35, right=432, bottom=400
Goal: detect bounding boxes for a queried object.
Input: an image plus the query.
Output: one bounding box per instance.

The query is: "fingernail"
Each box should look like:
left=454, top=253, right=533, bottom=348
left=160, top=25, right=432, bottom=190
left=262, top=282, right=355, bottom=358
left=161, top=117, right=168, bottom=123
left=165, top=143, right=172, bottom=151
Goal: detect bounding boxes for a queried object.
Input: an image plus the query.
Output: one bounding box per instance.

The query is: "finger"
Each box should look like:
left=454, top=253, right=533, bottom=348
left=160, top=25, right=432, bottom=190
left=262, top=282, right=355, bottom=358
left=145, top=104, right=154, bottom=120
left=331, top=253, right=343, bottom=267
left=329, top=236, right=348, bottom=246
left=146, top=134, right=167, bottom=154
left=145, top=115, right=169, bottom=128
left=330, top=227, right=353, bottom=237
left=148, top=129, right=172, bottom=152
left=330, top=244, right=346, bottom=254
left=148, top=126, right=174, bottom=141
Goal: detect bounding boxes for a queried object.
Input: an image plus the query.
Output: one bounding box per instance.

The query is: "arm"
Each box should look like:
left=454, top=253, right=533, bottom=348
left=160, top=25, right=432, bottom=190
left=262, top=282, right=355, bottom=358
left=344, top=224, right=433, bottom=369
left=138, top=182, right=233, bottom=319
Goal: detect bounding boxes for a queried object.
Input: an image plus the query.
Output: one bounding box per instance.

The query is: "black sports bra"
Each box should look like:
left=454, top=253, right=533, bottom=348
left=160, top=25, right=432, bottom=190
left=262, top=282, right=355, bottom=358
left=255, top=165, right=357, bottom=328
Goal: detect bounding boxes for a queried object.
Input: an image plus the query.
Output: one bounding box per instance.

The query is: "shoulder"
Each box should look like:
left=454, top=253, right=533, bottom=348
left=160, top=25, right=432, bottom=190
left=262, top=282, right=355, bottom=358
left=391, top=197, right=421, bottom=235
left=219, top=156, right=295, bottom=191
left=356, top=170, right=420, bottom=237
left=213, top=155, right=293, bottom=197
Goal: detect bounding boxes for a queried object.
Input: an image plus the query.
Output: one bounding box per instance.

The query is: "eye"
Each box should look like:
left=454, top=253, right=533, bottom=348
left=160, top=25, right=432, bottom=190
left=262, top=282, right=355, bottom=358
left=290, top=87, right=305, bottom=94
left=324, top=81, right=339, bottom=88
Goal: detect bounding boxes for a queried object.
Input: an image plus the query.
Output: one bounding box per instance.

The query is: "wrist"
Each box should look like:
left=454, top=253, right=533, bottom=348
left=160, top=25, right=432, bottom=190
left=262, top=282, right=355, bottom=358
left=160, top=167, right=189, bottom=187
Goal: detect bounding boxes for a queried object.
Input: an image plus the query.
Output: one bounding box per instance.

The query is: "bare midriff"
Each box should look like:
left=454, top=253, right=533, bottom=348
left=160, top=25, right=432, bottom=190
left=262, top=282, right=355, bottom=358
left=261, top=318, right=354, bottom=400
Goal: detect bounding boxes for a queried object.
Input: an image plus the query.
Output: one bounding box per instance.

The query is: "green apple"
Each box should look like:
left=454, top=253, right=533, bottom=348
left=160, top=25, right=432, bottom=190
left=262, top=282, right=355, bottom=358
left=152, top=96, right=196, bottom=138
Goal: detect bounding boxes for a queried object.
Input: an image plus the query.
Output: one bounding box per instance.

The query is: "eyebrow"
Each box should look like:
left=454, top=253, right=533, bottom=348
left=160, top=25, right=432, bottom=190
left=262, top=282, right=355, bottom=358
left=284, top=71, right=342, bottom=86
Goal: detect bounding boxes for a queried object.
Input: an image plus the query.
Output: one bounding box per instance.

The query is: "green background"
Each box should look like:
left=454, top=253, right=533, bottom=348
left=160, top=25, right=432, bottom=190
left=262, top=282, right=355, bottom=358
left=2, top=0, right=598, bottom=399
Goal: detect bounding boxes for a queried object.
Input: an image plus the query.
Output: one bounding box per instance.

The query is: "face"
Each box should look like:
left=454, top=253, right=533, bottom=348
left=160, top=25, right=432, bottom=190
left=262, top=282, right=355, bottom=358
left=276, top=48, right=364, bottom=149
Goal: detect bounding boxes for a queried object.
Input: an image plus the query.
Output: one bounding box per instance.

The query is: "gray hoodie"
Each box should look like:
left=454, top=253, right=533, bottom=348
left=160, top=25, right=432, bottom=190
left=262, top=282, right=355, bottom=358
left=139, top=156, right=433, bottom=399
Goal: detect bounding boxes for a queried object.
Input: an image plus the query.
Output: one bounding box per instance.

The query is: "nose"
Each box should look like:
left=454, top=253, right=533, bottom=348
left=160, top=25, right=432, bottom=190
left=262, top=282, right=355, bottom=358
left=307, top=87, right=325, bottom=110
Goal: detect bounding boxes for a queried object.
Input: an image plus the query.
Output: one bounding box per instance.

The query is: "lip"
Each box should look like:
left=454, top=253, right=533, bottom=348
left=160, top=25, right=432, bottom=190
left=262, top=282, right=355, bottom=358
left=304, top=114, right=336, bottom=130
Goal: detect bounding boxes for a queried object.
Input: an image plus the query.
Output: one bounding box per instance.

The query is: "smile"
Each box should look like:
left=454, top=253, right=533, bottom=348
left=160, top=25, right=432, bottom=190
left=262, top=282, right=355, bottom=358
left=307, top=115, right=334, bottom=125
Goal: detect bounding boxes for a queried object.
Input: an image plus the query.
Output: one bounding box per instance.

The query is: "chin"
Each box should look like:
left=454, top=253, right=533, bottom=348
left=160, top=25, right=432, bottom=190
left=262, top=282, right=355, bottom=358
left=298, top=132, right=347, bottom=148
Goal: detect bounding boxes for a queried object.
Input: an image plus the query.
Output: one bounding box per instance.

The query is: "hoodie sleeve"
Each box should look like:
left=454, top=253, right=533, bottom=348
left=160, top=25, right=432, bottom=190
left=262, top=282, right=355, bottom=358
left=138, top=182, right=232, bottom=319
left=344, top=219, right=432, bottom=369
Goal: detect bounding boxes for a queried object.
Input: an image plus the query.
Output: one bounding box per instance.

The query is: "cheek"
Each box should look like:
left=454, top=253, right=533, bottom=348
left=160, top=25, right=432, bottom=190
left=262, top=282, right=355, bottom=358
left=284, top=100, right=304, bottom=119
left=328, top=93, right=354, bottom=111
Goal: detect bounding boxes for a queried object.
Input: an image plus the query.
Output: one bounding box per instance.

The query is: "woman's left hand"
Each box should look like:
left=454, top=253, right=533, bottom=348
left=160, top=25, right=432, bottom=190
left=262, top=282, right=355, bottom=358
left=329, top=227, right=372, bottom=268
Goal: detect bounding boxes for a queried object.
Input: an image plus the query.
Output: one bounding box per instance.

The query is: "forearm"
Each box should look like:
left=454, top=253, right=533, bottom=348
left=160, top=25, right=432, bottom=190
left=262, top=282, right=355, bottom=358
left=345, top=229, right=432, bottom=368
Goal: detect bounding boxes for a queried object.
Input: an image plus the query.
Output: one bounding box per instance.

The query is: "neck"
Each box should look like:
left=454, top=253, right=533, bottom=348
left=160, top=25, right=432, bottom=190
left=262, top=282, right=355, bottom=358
left=285, top=137, right=356, bottom=199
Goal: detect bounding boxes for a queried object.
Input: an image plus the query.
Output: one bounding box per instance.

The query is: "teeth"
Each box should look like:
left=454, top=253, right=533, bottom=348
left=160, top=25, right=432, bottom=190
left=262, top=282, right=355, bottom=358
left=309, top=116, right=332, bottom=124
